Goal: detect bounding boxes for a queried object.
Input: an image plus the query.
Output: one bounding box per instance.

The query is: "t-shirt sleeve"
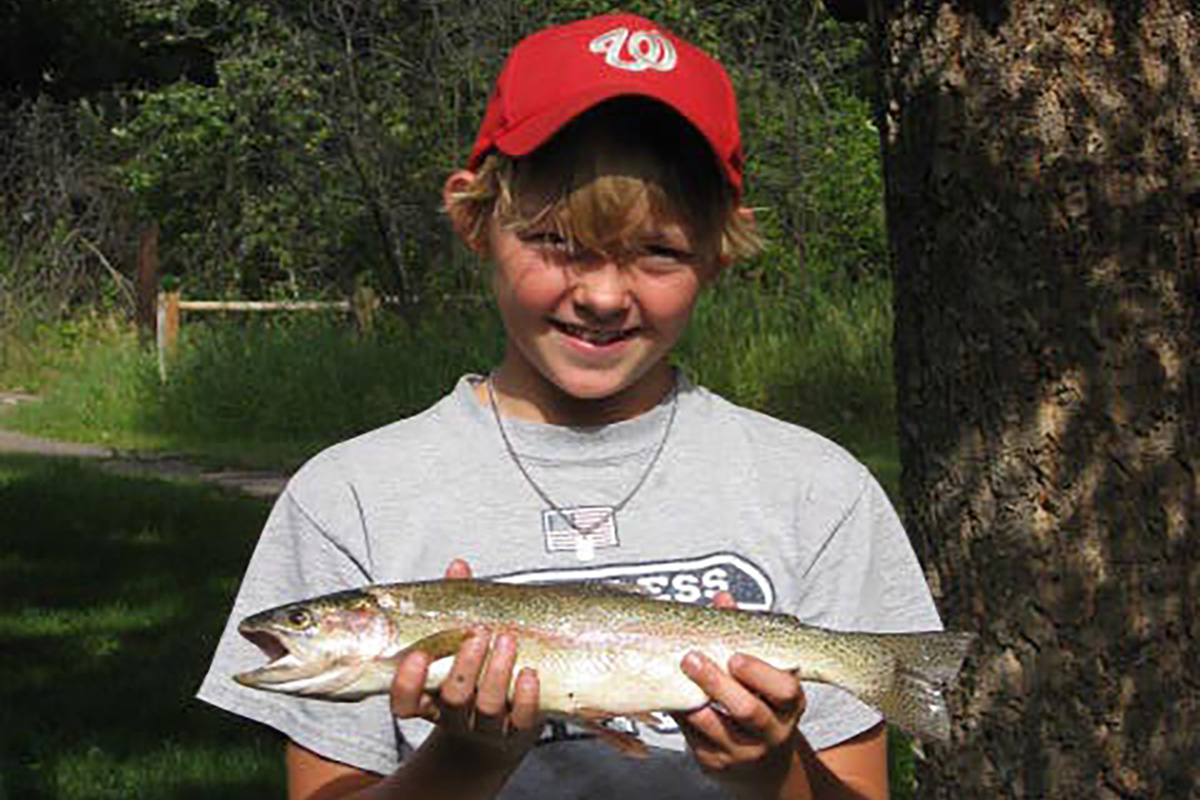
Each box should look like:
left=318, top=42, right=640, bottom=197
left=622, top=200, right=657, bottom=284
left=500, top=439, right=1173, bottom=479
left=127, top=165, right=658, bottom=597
left=196, top=484, right=409, bottom=776
left=791, top=467, right=943, bottom=751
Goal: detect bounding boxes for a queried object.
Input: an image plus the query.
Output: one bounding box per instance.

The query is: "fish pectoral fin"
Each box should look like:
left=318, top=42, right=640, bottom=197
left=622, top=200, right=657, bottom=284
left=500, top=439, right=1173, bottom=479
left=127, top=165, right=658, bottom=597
left=626, top=712, right=662, bottom=726
left=396, top=629, right=474, bottom=660
left=573, top=707, right=623, bottom=723
left=571, top=710, right=650, bottom=759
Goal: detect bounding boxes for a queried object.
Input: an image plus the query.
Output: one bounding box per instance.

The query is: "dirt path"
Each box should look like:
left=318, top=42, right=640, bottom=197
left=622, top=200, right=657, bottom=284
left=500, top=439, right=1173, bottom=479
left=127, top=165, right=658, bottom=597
left=0, top=392, right=288, bottom=499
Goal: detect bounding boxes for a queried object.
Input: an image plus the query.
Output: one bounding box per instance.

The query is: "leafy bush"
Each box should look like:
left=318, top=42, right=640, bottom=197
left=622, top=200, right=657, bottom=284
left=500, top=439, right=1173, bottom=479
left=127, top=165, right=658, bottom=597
left=2, top=1, right=885, bottom=319
left=118, top=49, right=354, bottom=298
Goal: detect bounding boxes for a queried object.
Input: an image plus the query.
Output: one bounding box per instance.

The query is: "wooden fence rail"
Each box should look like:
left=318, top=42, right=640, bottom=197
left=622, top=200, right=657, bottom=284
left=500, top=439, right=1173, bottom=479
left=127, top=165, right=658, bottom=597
left=155, top=287, right=378, bottom=381
left=176, top=300, right=352, bottom=311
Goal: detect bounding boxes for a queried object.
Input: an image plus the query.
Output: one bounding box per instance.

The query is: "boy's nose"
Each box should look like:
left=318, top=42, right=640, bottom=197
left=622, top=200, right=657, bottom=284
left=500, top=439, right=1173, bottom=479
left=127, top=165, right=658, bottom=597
left=569, top=262, right=631, bottom=318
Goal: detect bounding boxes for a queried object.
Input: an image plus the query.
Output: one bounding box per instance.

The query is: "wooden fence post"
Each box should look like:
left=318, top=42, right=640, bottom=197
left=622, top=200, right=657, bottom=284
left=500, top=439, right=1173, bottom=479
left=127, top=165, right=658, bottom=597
left=352, top=284, right=379, bottom=334
left=136, top=224, right=160, bottom=337
left=156, top=289, right=180, bottom=382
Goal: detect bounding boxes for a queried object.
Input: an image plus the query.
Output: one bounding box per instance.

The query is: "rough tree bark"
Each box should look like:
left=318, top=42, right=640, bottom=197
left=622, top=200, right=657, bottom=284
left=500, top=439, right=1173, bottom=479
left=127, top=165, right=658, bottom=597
left=828, top=0, right=1199, bottom=797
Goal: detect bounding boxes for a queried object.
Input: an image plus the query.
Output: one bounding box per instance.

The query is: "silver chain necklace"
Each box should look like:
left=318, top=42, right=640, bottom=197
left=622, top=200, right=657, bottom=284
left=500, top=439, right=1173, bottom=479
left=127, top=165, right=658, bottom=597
left=485, top=374, right=680, bottom=538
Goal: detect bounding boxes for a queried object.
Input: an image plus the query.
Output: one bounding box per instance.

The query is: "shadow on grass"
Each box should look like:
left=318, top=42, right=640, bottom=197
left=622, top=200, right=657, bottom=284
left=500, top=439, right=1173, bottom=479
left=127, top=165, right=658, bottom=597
left=0, top=454, right=286, bottom=799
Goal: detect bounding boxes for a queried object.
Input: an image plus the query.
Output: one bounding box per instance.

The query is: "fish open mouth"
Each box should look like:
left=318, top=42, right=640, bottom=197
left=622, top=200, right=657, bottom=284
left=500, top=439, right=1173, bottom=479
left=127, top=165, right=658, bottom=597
left=234, top=627, right=307, bottom=687
left=234, top=625, right=367, bottom=697
left=243, top=629, right=289, bottom=663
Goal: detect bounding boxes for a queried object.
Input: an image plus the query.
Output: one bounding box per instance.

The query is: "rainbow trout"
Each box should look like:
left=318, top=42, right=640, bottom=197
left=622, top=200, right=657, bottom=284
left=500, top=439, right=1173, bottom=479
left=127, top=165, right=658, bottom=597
left=234, top=579, right=973, bottom=740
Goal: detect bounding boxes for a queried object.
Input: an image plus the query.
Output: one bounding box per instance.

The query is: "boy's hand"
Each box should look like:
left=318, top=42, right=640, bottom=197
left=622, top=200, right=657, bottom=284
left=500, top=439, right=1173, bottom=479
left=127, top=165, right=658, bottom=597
left=388, top=560, right=543, bottom=764
left=674, top=592, right=808, bottom=798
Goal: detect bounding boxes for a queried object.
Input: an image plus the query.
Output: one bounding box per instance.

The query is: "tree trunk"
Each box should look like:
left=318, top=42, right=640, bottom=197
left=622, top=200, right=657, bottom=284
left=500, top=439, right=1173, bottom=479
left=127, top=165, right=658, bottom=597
left=872, top=1, right=1199, bottom=797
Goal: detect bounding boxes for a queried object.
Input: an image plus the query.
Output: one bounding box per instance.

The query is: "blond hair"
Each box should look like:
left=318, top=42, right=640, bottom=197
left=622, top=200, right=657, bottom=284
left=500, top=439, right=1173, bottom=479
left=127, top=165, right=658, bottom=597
left=448, top=99, right=761, bottom=266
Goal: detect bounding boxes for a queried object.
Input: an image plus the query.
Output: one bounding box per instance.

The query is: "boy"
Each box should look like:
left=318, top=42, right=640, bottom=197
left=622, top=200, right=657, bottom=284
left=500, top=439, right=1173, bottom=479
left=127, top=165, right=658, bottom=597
left=198, top=12, right=943, bottom=800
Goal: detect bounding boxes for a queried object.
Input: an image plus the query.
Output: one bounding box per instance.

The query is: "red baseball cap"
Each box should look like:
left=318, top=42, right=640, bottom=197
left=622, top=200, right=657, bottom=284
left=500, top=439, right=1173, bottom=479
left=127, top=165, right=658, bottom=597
left=467, top=13, right=744, bottom=195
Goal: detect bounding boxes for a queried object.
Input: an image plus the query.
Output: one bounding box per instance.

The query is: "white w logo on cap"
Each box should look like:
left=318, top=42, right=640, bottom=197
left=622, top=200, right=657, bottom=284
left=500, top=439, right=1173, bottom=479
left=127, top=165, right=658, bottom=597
left=589, top=27, right=677, bottom=72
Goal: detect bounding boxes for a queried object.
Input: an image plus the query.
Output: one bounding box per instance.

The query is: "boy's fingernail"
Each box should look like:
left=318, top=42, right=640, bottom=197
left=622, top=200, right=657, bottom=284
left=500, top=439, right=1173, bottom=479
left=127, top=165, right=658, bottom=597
left=681, top=651, right=706, bottom=674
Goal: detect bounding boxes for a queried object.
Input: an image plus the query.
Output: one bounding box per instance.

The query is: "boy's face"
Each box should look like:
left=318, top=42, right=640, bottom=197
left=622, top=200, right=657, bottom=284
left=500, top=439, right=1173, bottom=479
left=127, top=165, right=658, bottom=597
left=486, top=197, right=714, bottom=417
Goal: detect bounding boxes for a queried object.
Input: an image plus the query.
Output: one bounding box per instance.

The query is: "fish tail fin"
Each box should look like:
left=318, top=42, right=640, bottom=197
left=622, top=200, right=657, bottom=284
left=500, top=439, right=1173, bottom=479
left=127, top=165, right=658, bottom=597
left=854, top=631, right=975, bottom=741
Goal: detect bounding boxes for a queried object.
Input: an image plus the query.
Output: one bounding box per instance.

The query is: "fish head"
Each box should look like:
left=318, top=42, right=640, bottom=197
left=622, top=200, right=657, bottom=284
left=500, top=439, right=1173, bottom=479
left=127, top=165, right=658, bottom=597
left=234, top=589, right=396, bottom=699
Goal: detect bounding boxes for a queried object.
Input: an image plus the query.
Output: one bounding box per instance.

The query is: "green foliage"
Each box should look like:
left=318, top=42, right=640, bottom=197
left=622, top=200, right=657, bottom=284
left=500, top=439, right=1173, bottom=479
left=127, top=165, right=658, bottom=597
left=677, top=275, right=896, bottom=465
left=117, top=27, right=352, bottom=297
left=149, top=308, right=504, bottom=450
left=1, top=315, right=160, bottom=445
left=3, top=0, right=886, bottom=316
left=889, top=729, right=917, bottom=800
left=746, top=85, right=886, bottom=286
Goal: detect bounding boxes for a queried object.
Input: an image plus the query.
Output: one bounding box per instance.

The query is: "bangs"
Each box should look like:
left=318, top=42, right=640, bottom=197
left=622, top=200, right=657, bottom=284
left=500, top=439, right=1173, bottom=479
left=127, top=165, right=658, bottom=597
left=448, top=98, right=761, bottom=262
left=502, top=144, right=702, bottom=259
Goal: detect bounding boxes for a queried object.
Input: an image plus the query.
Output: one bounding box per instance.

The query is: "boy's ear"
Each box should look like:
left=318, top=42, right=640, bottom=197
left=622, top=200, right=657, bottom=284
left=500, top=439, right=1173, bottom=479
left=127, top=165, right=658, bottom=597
left=714, top=206, right=758, bottom=272
left=443, top=170, right=487, bottom=255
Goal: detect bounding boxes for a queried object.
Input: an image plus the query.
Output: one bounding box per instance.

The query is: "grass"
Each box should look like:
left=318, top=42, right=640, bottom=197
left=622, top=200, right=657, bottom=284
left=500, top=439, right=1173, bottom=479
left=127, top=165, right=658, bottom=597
left=679, top=278, right=898, bottom=482
left=0, top=315, right=164, bottom=452
left=1, top=278, right=897, bottom=474
left=0, top=454, right=283, bottom=799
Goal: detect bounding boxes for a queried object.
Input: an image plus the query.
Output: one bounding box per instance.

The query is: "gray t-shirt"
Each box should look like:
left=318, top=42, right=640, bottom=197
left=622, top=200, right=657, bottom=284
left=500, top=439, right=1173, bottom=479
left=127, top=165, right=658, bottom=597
left=197, top=374, right=942, bottom=797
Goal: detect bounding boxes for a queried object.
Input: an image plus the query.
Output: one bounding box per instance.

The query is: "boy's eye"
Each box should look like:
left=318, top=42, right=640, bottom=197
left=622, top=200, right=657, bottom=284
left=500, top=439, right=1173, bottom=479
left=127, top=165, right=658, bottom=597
left=636, top=244, right=698, bottom=273
left=644, top=244, right=693, bottom=261
left=520, top=232, right=606, bottom=264
left=519, top=231, right=570, bottom=249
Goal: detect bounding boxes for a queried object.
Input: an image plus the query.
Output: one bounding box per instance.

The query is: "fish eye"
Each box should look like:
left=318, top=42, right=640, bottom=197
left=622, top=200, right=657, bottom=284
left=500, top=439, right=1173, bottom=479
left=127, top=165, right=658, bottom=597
left=286, top=608, right=312, bottom=628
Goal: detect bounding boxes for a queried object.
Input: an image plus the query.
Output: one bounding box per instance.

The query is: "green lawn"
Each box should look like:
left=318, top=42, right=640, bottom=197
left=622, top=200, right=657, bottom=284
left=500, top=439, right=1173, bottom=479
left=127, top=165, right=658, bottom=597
left=0, top=455, right=284, bottom=799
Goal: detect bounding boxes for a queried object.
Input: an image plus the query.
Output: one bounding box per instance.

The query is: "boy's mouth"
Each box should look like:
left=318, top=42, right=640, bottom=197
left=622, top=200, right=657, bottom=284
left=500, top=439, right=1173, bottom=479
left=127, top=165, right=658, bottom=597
left=552, top=320, right=638, bottom=346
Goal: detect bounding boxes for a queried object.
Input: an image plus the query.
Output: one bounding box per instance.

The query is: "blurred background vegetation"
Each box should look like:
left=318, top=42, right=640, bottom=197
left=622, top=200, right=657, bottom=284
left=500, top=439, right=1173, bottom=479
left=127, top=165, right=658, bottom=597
left=0, top=0, right=890, bottom=468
